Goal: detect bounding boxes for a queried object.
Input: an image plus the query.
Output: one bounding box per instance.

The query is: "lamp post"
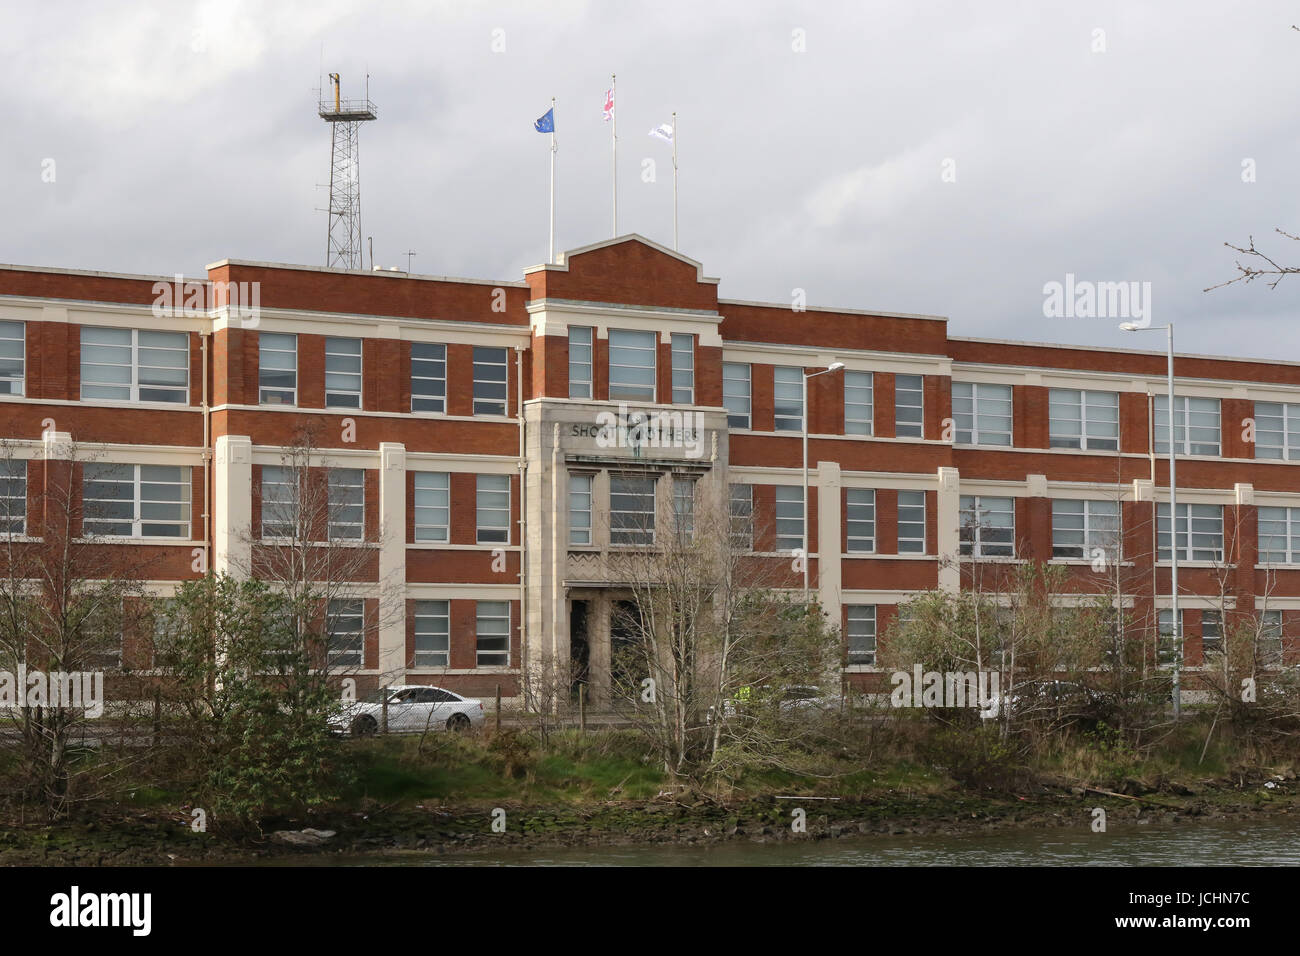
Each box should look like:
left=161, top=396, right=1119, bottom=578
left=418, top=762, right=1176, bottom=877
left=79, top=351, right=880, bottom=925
left=802, top=363, right=845, bottom=600
left=1120, top=321, right=1180, bottom=720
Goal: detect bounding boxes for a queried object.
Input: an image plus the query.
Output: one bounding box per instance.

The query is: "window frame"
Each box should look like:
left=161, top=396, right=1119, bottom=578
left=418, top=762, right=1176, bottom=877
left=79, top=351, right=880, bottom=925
left=1257, top=505, right=1300, bottom=564
left=670, top=333, right=695, bottom=404
left=897, top=490, right=926, bottom=554
left=723, top=362, right=751, bottom=429
left=568, top=472, right=593, bottom=546
left=953, top=382, right=1013, bottom=446
left=327, top=468, right=365, bottom=541
left=1157, top=502, right=1224, bottom=562
left=1254, top=401, right=1300, bottom=460
left=729, top=483, right=753, bottom=552
left=82, top=463, right=192, bottom=540
left=0, top=459, right=27, bottom=536
left=472, top=346, right=509, bottom=416
left=568, top=326, right=593, bottom=400
left=1050, top=498, right=1120, bottom=560
left=81, top=326, right=190, bottom=405
left=324, top=336, right=363, bottom=409
left=260, top=465, right=299, bottom=539
left=476, top=600, right=511, bottom=667
left=846, top=605, right=877, bottom=666
left=0, top=320, right=24, bottom=396
left=476, top=473, right=511, bottom=545
left=1048, top=388, right=1119, bottom=451
left=894, top=374, right=924, bottom=438
left=607, top=329, right=657, bottom=402
left=410, top=343, right=447, bottom=413
left=844, top=370, right=873, bottom=436
left=672, top=474, right=696, bottom=541
left=773, top=366, right=804, bottom=432
left=326, top=598, right=364, bottom=668
left=609, top=474, right=656, bottom=547
left=774, top=485, right=804, bottom=552
left=412, top=471, right=450, bottom=543
left=845, top=488, right=876, bottom=553
left=959, top=495, right=1015, bottom=558
left=1154, top=395, right=1221, bottom=457
left=258, top=332, right=298, bottom=406
left=413, top=599, right=450, bottom=668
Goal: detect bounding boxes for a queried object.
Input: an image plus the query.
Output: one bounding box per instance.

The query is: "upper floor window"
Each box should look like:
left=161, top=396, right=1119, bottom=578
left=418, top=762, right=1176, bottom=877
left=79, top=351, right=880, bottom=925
left=953, top=382, right=1012, bottom=446
left=774, top=485, right=804, bottom=552
left=894, top=374, right=924, bottom=438
left=723, top=363, right=751, bottom=429
left=1254, top=401, right=1300, bottom=460
left=846, top=605, right=877, bottom=666
left=259, top=332, right=297, bottom=406
left=1201, top=610, right=1222, bottom=658
left=1260, top=609, right=1285, bottom=666
left=1051, top=498, right=1119, bottom=560
left=412, top=472, right=450, bottom=543
left=473, top=347, right=508, bottom=415
left=569, top=473, right=593, bottom=546
left=0, top=460, right=26, bottom=535
left=410, top=343, right=446, bottom=413
left=672, top=475, right=696, bottom=540
left=568, top=326, right=593, bottom=399
left=671, top=334, right=694, bottom=404
left=1154, top=395, right=1220, bottom=457
left=1049, top=389, right=1119, bottom=451
left=608, top=330, right=656, bottom=402
left=0, top=321, right=24, bottom=395
left=959, top=495, right=1014, bottom=557
left=327, top=468, right=365, bottom=540
left=476, top=474, right=510, bottom=544
left=325, top=337, right=362, bottom=409
left=82, top=327, right=188, bottom=404
left=845, top=488, right=875, bottom=553
left=898, top=490, right=926, bottom=553
left=729, top=483, right=753, bottom=551
left=1156, top=609, right=1181, bottom=668
left=773, top=367, right=803, bottom=432
left=261, top=465, right=298, bottom=538
left=1257, top=506, right=1300, bottom=564
left=1157, top=502, right=1223, bottom=562
left=610, top=475, right=656, bottom=546
left=844, top=371, right=873, bottom=436
left=83, top=463, right=191, bottom=539
left=413, top=600, right=450, bottom=668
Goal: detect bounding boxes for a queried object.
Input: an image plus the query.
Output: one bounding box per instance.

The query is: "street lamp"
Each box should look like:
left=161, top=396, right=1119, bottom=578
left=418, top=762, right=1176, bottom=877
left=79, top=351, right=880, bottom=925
left=803, top=362, right=845, bottom=600
left=1119, top=321, right=1181, bottom=720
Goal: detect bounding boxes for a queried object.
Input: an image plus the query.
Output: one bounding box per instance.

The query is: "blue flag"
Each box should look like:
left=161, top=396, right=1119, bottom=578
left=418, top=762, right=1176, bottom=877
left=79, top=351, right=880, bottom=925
left=534, top=108, right=554, bottom=133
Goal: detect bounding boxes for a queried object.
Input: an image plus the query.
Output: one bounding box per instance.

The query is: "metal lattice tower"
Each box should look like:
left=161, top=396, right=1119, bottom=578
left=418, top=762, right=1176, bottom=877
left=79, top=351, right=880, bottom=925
left=319, top=74, right=377, bottom=270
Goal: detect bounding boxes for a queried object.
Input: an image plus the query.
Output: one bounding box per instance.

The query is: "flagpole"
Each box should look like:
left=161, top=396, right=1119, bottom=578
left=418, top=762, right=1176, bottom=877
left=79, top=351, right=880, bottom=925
left=671, top=111, right=678, bottom=251
left=611, top=74, right=618, bottom=238
left=549, top=96, right=556, bottom=264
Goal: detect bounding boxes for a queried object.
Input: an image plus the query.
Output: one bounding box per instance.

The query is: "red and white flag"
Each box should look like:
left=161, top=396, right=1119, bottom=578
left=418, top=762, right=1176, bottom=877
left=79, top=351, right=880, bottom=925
left=602, top=87, right=614, bottom=121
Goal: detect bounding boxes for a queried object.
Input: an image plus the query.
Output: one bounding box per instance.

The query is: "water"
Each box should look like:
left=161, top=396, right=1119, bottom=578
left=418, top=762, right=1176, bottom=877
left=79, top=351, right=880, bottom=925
left=287, top=818, right=1300, bottom=866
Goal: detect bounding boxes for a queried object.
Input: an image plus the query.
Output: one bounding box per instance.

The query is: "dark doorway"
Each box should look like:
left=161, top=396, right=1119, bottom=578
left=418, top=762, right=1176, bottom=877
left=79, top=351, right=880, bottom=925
left=569, top=600, right=590, bottom=699
left=611, top=599, right=642, bottom=700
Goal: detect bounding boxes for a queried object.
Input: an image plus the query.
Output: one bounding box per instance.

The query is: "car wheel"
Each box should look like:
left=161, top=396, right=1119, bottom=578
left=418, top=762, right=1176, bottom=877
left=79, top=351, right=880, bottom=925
left=446, top=712, right=471, bottom=732
left=351, top=714, right=378, bottom=736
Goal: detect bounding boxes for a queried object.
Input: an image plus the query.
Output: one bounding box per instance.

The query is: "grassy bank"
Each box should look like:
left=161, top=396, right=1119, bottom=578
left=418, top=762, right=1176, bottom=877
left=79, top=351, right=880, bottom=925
left=2, top=714, right=1298, bottom=865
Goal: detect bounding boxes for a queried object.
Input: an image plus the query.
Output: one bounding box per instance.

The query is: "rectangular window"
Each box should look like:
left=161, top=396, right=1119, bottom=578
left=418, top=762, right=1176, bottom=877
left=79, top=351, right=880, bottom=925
left=260, top=465, right=298, bottom=539
left=476, top=474, right=511, bottom=544
left=259, top=332, right=297, bottom=406
left=1254, top=401, right=1300, bottom=460
left=1157, top=502, right=1223, bottom=562
left=83, top=464, right=191, bottom=538
left=844, top=371, right=873, bottom=436
left=410, top=343, right=446, bottom=413
left=671, top=333, right=694, bottom=404
left=610, top=475, right=655, bottom=546
left=608, top=329, right=656, bottom=401
left=476, top=600, right=510, bottom=667
left=672, top=475, right=695, bottom=540
left=0, top=460, right=26, bottom=535
left=327, top=599, right=363, bottom=668
left=82, top=327, right=189, bottom=404
left=773, top=367, right=803, bottom=431
left=845, top=488, right=876, bottom=553
left=568, top=326, right=592, bottom=399
left=328, top=468, right=365, bottom=541
left=1257, top=506, right=1300, bottom=564
left=1155, top=395, right=1221, bottom=457
left=1051, top=499, right=1120, bottom=560
left=723, top=362, right=751, bottom=429
left=569, top=473, right=593, bottom=546
left=413, top=600, right=450, bottom=668
left=412, top=472, right=450, bottom=543
left=1157, top=610, right=1181, bottom=669
left=324, top=337, right=362, bottom=409
left=959, top=495, right=1014, bottom=557
left=953, top=382, right=1012, bottom=446
left=1260, top=610, right=1284, bottom=666
left=774, top=485, right=804, bottom=552
left=473, top=346, right=508, bottom=415
left=898, top=490, right=926, bottom=554
left=1049, top=389, right=1119, bottom=451
left=729, top=483, right=753, bottom=552
left=846, top=606, right=877, bottom=666
left=1201, top=610, right=1222, bottom=659
left=894, top=374, right=924, bottom=438
left=0, top=321, right=24, bottom=395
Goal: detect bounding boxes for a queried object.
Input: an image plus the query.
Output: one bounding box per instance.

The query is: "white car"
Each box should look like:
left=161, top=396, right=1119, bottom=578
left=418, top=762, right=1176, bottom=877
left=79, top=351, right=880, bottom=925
left=329, top=685, right=485, bottom=736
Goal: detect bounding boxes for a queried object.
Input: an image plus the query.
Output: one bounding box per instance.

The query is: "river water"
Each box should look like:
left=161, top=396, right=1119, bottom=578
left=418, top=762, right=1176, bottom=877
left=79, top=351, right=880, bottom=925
left=299, top=818, right=1299, bottom=866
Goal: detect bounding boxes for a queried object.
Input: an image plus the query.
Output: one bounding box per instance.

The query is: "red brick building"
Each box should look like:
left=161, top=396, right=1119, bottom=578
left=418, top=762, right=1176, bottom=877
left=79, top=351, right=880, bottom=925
left=0, top=235, right=1295, bottom=702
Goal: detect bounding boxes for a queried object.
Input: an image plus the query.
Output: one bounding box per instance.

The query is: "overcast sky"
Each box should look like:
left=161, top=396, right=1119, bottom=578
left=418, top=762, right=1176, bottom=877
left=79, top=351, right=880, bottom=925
left=3, top=1, right=1299, bottom=359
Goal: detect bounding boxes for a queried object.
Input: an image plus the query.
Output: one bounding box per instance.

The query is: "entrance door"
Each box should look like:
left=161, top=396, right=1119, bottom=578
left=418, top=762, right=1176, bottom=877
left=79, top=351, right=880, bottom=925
left=570, top=599, right=590, bottom=700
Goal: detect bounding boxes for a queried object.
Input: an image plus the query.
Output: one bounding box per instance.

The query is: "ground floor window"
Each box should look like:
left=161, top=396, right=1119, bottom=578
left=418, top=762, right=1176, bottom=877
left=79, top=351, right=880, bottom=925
left=476, top=600, right=510, bottom=667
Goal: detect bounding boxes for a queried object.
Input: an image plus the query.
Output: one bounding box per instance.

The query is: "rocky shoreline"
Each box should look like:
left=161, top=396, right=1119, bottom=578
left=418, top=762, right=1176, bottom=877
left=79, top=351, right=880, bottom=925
left=3, top=775, right=1295, bottom=866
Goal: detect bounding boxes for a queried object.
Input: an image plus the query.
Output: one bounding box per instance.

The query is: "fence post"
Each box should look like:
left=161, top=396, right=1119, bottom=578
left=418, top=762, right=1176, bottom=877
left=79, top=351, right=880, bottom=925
left=380, top=683, right=389, bottom=734
left=495, top=683, right=502, bottom=734
left=579, top=683, right=586, bottom=735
